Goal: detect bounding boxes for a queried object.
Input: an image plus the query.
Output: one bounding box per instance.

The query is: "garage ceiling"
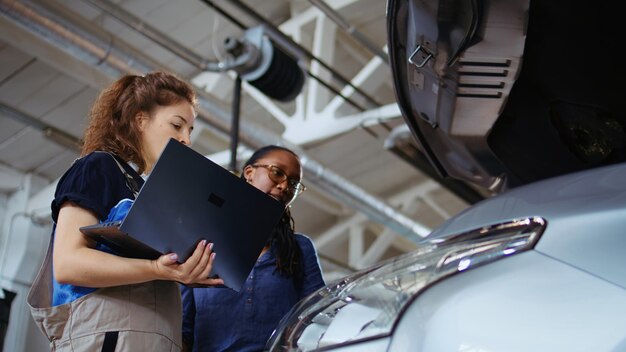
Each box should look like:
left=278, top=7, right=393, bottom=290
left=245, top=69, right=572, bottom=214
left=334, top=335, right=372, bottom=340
left=0, top=0, right=470, bottom=280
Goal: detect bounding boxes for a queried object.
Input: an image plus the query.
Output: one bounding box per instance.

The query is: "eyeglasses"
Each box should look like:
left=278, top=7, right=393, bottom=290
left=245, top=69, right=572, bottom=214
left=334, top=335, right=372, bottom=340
left=251, top=164, right=306, bottom=198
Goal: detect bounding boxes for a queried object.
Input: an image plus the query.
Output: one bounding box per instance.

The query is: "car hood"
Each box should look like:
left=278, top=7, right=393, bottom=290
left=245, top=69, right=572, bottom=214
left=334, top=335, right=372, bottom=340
left=428, top=162, right=626, bottom=289
left=387, top=0, right=626, bottom=195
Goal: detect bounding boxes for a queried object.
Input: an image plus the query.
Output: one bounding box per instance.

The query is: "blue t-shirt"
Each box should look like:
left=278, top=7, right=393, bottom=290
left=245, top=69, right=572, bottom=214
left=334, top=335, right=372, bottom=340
left=50, top=152, right=144, bottom=306
left=181, top=234, right=325, bottom=352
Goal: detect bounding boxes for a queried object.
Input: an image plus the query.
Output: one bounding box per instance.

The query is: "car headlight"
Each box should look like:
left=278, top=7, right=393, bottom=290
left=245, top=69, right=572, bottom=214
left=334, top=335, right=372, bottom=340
left=266, top=217, right=546, bottom=351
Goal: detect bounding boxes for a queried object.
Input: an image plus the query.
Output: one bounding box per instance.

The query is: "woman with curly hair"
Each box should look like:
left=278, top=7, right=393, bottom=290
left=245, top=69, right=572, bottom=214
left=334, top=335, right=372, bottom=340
left=28, top=71, right=223, bottom=351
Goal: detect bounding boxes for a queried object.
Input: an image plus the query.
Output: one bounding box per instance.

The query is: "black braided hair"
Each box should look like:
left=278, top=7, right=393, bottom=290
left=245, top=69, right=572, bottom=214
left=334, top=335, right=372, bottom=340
left=241, top=146, right=304, bottom=284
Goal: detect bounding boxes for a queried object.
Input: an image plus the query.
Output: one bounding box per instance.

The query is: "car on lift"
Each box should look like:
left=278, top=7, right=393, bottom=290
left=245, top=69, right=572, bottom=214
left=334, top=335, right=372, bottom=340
left=264, top=0, right=626, bottom=351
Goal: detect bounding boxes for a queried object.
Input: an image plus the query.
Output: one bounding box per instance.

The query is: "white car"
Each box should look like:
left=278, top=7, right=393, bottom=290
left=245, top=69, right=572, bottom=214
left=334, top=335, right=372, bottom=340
left=265, top=0, right=626, bottom=350
left=265, top=163, right=626, bottom=351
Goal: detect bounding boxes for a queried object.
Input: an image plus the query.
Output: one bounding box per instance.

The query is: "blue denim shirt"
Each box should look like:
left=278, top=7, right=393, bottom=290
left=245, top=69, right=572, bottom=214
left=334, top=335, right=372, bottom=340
left=181, top=234, right=325, bottom=352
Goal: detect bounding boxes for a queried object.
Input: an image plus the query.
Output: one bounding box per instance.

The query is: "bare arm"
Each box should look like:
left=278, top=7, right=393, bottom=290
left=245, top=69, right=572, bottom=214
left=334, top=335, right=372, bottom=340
left=53, top=202, right=223, bottom=287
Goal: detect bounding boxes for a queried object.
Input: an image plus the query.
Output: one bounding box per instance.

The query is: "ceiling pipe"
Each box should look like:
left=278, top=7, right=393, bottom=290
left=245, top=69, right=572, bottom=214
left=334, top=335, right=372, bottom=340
left=307, top=0, right=389, bottom=63
left=0, top=0, right=157, bottom=75
left=83, top=0, right=222, bottom=72
left=0, top=0, right=431, bottom=242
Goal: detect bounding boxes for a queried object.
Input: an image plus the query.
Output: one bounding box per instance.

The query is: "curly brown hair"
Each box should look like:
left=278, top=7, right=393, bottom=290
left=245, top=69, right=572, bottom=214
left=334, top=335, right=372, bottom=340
left=81, top=71, right=198, bottom=173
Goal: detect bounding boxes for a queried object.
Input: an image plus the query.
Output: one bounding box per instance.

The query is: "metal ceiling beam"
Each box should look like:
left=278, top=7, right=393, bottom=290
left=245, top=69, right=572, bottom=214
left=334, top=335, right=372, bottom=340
left=0, top=0, right=431, bottom=242
left=0, top=103, right=82, bottom=151
left=307, top=0, right=389, bottom=63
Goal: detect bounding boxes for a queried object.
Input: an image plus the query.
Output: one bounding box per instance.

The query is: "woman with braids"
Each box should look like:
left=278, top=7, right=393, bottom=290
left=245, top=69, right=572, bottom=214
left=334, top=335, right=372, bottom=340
left=181, top=145, right=325, bottom=352
left=27, top=71, right=223, bottom=352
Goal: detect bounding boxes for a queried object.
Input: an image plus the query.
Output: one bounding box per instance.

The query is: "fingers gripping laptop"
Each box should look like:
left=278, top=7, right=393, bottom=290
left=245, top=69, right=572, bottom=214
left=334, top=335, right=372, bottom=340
left=80, top=139, right=285, bottom=291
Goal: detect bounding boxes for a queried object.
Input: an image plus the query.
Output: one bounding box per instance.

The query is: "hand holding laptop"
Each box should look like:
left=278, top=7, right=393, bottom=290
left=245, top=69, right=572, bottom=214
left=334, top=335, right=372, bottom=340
left=155, top=239, right=224, bottom=287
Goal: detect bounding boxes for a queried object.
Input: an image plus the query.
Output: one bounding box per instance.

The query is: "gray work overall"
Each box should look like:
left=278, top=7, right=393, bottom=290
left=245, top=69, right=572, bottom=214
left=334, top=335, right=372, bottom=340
left=27, top=237, right=183, bottom=351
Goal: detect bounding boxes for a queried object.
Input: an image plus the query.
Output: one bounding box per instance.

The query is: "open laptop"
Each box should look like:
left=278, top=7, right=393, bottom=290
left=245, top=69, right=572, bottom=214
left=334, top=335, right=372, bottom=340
left=79, top=138, right=285, bottom=291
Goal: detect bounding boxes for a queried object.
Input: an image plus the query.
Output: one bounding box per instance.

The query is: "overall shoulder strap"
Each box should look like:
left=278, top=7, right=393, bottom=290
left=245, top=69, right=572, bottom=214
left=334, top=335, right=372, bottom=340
left=96, top=152, right=140, bottom=199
